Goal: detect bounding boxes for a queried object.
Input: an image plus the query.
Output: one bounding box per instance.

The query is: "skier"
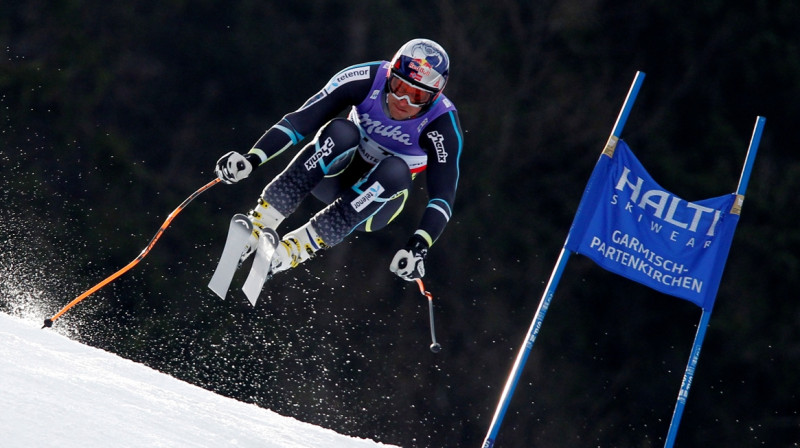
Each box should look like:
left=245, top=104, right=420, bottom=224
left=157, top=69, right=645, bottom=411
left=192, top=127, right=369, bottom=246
left=214, top=38, right=463, bottom=283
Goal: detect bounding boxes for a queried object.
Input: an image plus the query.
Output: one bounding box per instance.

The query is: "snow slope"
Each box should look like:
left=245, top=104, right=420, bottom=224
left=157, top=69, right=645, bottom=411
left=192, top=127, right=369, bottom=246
left=0, top=313, right=399, bottom=448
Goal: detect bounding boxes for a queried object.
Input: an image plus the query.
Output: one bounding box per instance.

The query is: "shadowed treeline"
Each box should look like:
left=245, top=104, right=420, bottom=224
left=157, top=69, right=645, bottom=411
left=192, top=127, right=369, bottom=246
left=2, top=1, right=799, bottom=446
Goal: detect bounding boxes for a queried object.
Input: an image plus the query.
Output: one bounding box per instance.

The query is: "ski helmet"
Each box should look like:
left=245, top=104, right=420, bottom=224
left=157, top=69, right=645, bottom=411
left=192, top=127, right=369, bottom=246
left=387, top=38, right=450, bottom=106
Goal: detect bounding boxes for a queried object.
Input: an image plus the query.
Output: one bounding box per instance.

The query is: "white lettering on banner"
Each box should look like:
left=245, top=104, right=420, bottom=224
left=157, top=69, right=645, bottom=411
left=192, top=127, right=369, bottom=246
left=304, top=137, right=335, bottom=170
left=427, top=131, right=448, bottom=162
left=357, top=113, right=412, bottom=146
left=351, top=181, right=385, bottom=212
left=610, top=230, right=686, bottom=273
left=589, top=232, right=704, bottom=294
left=611, top=194, right=717, bottom=250
left=615, top=167, right=722, bottom=236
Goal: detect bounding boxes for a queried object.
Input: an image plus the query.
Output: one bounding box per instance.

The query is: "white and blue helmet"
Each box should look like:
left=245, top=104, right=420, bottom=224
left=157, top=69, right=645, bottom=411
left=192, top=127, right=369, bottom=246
left=388, top=38, right=450, bottom=105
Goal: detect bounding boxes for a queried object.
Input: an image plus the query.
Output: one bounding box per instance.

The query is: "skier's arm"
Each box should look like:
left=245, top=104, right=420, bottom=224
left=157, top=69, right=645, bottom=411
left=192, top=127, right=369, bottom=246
left=247, top=63, right=379, bottom=164
left=390, top=111, right=463, bottom=281
left=215, top=63, right=379, bottom=183
left=413, top=110, right=463, bottom=249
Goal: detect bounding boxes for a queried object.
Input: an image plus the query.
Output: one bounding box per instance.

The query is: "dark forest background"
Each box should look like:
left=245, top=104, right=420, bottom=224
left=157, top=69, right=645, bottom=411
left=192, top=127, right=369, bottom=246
left=2, top=1, right=799, bottom=447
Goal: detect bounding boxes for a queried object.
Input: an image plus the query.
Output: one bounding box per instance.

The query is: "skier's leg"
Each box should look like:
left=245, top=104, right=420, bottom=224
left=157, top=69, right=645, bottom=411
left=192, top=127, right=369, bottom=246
left=271, top=156, right=412, bottom=273
left=240, top=118, right=359, bottom=260
left=259, top=118, right=360, bottom=218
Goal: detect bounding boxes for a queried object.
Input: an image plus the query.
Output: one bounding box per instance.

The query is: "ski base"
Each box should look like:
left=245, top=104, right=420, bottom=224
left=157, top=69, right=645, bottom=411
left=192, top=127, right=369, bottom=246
left=208, top=214, right=253, bottom=300
left=242, top=228, right=279, bottom=306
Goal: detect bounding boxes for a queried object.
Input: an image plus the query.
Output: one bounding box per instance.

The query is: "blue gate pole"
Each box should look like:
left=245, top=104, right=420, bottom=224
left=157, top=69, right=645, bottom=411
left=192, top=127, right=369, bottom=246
left=663, top=116, right=765, bottom=447
left=481, top=71, right=645, bottom=448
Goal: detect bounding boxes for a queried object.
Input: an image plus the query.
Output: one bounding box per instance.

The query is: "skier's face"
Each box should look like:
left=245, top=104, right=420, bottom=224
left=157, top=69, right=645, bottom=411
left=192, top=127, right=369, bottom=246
left=388, top=73, right=435, bottom=106
left=386, top=91, right=422, bottom=120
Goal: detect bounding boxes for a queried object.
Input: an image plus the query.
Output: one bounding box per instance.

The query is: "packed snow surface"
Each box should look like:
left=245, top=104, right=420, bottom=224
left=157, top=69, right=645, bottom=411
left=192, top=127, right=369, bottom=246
left=0, top=313, right=399, bottom=448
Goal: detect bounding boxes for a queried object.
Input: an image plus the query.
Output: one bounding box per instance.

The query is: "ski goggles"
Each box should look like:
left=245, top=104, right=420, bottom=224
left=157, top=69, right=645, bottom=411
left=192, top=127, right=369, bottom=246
left=388, top=73, right=437, bottom=107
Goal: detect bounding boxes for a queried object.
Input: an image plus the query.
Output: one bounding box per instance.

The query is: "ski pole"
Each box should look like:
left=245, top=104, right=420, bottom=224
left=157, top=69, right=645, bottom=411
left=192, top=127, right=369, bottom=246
left=43, top=178, right=221, bottom=328
left=415, top=278, right=441, bottom=353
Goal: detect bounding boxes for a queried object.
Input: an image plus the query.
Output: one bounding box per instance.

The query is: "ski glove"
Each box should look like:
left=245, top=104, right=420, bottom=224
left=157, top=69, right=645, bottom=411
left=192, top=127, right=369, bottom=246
left=215, top=151, right=255, bottom=184
left=390, top=235, right=429, bottom=281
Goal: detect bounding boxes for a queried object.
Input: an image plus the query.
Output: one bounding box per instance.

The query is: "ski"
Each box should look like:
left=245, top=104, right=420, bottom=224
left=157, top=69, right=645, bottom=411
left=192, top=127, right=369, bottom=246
left=242, top=227, right=279, bottom=306
left=208, top=214, right=253, bottom=300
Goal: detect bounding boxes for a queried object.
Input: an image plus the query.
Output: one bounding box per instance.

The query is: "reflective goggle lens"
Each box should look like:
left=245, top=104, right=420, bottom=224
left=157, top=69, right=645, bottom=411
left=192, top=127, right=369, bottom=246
left=388, top=74, right=435, bottom=106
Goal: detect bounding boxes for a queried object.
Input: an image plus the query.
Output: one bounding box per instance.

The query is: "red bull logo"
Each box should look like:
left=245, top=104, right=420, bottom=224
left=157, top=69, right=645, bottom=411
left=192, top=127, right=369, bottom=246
left=408, top=59, right=433, bottom=82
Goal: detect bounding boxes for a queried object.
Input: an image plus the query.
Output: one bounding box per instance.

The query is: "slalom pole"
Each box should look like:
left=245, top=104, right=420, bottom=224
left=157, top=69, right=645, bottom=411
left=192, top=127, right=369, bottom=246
left=43, top=178, right=221, bottom=328
left=415, top=278, right=441, bottom=353
left=481, top=71, right=645, bottom=448
left=663, top=116, right=765, bottom=447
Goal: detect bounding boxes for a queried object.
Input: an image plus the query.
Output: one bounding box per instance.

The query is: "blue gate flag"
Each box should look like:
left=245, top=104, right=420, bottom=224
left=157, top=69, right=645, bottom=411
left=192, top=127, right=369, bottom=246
left=565, top=139, right=741, bottom=310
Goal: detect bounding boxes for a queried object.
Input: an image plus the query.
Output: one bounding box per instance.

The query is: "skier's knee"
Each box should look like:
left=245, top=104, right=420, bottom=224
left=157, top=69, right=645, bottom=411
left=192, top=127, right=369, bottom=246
left=369, top=156, right=412, bottom=194
left=318, top=118, right=360, bottom=151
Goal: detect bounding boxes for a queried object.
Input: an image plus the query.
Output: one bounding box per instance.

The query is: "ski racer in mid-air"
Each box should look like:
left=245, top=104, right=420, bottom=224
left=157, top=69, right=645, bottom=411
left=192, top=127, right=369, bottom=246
left=213, top=38, right=464, bottom=287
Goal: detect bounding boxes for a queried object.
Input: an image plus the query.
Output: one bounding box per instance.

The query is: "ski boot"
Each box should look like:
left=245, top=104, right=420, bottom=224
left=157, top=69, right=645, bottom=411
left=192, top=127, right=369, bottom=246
left=240, top=197, right=285, bottom=264
left=270, top=221, right=328, bottom=274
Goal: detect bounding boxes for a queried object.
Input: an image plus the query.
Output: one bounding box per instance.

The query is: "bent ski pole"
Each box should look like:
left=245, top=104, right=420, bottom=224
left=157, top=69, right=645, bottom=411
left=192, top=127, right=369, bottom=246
left=43, top=178, right=221, bottom=328
left=415, top=278, right=441, bottom=353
